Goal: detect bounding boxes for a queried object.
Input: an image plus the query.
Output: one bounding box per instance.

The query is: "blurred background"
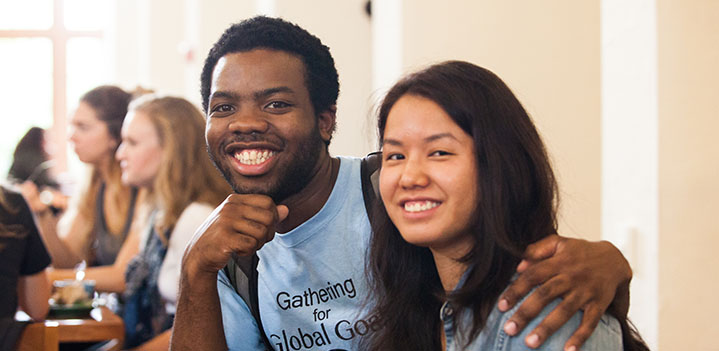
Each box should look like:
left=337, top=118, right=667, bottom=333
left=1, top=0, right=717, bottom=349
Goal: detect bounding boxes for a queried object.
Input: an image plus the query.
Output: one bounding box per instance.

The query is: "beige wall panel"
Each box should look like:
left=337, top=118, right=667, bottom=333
left=657, top=0, right=719, bottom=349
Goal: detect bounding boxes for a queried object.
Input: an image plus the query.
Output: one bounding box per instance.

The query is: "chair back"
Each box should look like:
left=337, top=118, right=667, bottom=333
left=15, top=321, right=59, bottom=351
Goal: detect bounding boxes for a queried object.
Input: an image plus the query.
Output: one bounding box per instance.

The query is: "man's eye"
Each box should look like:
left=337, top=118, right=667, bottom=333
left=266, top=101, right=291, bottom=109
left=210, top=104, right=234, bottom=114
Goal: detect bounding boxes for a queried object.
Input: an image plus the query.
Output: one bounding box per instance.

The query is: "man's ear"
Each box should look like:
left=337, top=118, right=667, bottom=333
left=317, top=105, right=337, bottom=143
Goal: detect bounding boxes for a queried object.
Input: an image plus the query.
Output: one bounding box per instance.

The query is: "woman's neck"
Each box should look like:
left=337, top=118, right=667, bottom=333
left=95, top=154, right=116, bottom=183
left=431, top=250, right=470, bottom=293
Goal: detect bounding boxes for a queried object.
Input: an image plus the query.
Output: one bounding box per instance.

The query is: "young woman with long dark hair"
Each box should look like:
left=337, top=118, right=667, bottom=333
left=364, top=61, right=648, bottom=351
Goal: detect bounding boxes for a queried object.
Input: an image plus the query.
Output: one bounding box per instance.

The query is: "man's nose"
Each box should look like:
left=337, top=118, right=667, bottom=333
left=228, top=107, right=270, bottom=134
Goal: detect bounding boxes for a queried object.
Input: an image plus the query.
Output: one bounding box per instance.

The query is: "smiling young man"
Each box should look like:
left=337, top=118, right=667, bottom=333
left=171, top=16, right=634, bottom=351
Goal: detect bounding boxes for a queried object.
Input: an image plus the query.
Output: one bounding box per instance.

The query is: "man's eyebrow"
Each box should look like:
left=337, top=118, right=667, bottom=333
left=209, top=87, right=295, bottom=105
left=383, top=133, right=458, bottom=146
left=254, top=86, right=294, bottom=100
left=208, top=90, right=239, bottom=102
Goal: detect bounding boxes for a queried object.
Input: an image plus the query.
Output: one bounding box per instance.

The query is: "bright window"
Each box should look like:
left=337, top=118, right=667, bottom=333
left=0, top=0, right=110, bottom=182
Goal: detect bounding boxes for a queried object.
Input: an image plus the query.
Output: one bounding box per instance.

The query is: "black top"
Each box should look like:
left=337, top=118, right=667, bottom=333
left=0, top=187, right=51, bottom=318
left=90, top=183, right=138, bottom=267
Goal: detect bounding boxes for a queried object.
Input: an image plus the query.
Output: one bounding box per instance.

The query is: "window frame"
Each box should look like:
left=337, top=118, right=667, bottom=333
left=0, top=0, right=103, bottom=172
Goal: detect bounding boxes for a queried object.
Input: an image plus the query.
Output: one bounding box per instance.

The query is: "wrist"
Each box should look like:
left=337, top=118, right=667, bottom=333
left=182, top=258, right=221, bottom=286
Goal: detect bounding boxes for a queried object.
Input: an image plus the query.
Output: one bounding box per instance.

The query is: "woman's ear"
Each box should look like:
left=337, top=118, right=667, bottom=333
left=317, top=106, right=337, bottom=144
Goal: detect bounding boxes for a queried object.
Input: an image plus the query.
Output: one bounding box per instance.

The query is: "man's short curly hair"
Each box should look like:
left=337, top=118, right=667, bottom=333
left=200, top=16, right=339, bottom=126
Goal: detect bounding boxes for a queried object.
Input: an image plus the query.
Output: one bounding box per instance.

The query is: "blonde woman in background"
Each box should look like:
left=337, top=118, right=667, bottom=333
left=114, top=95, right=231, bottom=349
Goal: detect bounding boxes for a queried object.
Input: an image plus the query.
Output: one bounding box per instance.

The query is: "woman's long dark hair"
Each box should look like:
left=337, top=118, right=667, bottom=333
left=8, top=127, right=58, bottom=188
left=363, top=61, right=648, bottom=350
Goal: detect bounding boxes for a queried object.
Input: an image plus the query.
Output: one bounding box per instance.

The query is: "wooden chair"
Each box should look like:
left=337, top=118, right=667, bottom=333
left=15, top=321, right=59, bottom=351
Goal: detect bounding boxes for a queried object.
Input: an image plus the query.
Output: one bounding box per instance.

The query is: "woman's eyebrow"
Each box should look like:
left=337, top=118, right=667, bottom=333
left=383, top=132, right=458, bottom=146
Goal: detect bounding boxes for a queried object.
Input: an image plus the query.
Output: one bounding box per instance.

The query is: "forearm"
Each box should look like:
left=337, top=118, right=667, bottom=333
left=171, top=269, right=228, bottom=351
left=18, top=270, right=51, bottom=320
left=49, top=266, right=126, bottom=293
left=34, top=212, right=83, bottom=268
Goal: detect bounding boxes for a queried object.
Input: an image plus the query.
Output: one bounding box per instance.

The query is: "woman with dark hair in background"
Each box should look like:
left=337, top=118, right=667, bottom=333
left=9, top=126, right=59, bottom=189
left=364, top=61, right=648, bottom=350
left=0, top=186, right=51, bottom=349
left=23, top=86, right=147, bottom=295
left=11, top=127, right=69, bottom=218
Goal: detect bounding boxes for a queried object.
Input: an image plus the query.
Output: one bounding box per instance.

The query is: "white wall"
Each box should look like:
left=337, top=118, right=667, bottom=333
left=601, top=0, right=659, bottom=348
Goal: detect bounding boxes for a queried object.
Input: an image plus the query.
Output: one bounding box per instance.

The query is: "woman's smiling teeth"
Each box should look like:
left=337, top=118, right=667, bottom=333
left=234, top=149, right=276, bottom=165
left=403, top=200, right=440, bottom=213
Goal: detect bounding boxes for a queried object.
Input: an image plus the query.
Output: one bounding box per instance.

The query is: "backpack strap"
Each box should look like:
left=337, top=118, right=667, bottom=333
left=223, top=152, right=382, bottom=350
left=224, top=253, right=273, bottom=350
left=360, top=151, right=382, bottom=214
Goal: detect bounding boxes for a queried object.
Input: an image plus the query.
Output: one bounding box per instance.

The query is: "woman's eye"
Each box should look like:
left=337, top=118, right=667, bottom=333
left=386, top=153, right=404, bottom=161
left=430, top=150, right=451, bottom=156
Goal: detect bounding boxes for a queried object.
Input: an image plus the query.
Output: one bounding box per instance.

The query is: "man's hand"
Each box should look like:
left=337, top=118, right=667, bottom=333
left=497, top=235, right=631, bottom=350
left=183, top=193, right=289, bottom=278
left=171, top=194, right=288, bottom=351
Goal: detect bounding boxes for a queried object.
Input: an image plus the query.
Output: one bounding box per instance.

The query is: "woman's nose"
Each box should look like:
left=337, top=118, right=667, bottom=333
left=398, top=157, right=429, bottom=189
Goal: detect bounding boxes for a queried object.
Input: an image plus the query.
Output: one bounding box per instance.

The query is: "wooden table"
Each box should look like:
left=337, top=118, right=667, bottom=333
left=47, top=306, right=125, bottom=346
left=17, top=306, right=125, bottom=351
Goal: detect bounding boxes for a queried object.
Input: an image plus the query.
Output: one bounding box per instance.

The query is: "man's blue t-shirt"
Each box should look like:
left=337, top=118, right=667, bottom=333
left=218, top=156, right=375, bottom=351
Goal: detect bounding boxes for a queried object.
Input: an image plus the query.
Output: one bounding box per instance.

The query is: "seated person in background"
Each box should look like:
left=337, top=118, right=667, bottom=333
left=363, top=61, right=648, bottom=351
left=25, top=86, right=142, bottom=271
left=9, top=127, right=68, bottom=216
left=9, top=126, right=59, bottom=190
left=114, top=95, right=231, bottom=350
left=29, top=86, right=151, bottom=299
left=0, top=186, right=51, bottom=348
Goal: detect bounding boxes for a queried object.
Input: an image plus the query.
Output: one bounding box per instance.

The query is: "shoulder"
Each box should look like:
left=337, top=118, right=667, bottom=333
left=180, top=202, right=215, bottom=218
left=216, top=270, right=266, bottom=351
left=498, top=296, right=622, bottom=350
left=169, top=202, right=214, bottom=246
left=173, top=203, right=214, bottom=231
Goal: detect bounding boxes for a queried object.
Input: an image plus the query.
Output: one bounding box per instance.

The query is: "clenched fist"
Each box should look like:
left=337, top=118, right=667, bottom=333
left=182, top=193, right=289, bottom=278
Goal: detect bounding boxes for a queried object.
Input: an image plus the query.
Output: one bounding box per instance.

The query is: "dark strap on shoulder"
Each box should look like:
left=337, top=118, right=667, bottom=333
left=360, top=151, right=382, bottom=215
left=224, top=253, right=273, bottom=350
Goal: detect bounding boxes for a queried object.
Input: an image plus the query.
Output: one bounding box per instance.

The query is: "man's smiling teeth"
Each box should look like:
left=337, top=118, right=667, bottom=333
left=234, top=149, right=276, bottom=165
left=403, top=201, right=440, bottom=212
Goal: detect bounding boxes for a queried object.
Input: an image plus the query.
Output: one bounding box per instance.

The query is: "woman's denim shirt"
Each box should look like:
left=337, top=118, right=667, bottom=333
left=442, top=274, right=622, bottom=351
